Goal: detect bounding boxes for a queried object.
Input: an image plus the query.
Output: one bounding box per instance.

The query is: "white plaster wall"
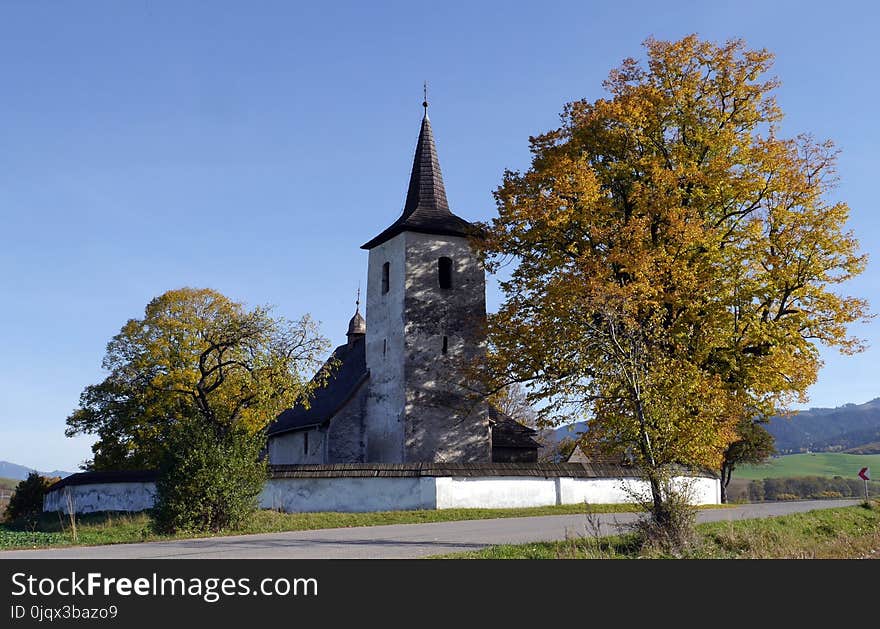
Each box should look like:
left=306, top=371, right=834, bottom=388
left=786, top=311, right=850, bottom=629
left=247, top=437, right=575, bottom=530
left=558, top=476, right=720, bottom=506
left=365, top=233, right=407, bottom=461
left=434, top=476, right=560, bottom=509
left=43, top=475, right=720, bottom=514
left=558, top=477, right=655, bottom=505
left=671, top=476, right=721, bottom=506
left=259, top=477, right=434, bottom=513
left=43, top=482, right=156, bottom=514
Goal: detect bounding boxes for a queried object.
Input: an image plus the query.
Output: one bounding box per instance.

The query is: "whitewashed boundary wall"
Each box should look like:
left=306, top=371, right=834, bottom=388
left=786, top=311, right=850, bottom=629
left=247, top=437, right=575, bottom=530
left=44, top=464, right=719, bottom=514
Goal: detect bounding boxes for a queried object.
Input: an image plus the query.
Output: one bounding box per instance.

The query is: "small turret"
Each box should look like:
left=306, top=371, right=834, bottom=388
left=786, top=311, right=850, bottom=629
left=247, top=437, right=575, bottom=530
left=346, top=289, right=366, bottom=346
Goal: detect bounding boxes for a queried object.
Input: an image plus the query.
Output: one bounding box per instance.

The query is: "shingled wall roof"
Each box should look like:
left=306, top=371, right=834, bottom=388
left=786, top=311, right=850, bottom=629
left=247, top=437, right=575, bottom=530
left=266, top=462, right=719, bottom=479
left=46, top=462, right=717, bottom=492
left=47, top=469, right=159, bottom=491
left=489, top=406, right=542, bottom=449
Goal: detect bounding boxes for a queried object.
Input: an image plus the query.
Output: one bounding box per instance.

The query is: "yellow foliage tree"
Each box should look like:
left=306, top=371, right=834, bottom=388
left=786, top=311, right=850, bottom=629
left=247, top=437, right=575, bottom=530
left=476, top=36, right=869, bottom=522
left=66, top=287, right=331, bottom=470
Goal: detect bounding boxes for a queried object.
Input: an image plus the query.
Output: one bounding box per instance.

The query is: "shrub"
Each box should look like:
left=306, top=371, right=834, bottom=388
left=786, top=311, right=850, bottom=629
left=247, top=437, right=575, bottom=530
left=152, top=421, right=267, bottom=534
left=5, top=472, right=55, bottom=523
left=627, top=479, right=698, bottom=556
left=747, top=480, right=765, bottom=502
left=815, top=490, right=843, bottom=499
left=775, top=493, right=800, bottom=501
left=747, top=476, right=880, bottom=502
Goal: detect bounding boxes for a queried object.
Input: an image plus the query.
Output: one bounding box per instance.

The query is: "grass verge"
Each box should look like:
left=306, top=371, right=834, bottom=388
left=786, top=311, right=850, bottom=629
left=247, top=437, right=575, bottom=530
left=435, top=501, right=880, bottom=559
left=0, top=502, right=654, bottom=551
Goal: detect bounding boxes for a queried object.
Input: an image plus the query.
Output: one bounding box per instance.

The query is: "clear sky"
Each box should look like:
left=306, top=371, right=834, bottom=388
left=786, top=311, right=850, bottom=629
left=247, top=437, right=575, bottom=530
left=1, top=1, right=877, bottom=472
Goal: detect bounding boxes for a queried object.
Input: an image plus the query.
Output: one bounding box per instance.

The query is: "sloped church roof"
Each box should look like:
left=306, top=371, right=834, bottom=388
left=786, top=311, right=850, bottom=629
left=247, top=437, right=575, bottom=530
left=267, top=336, right=368, bottom=436
left=361, top=111, right=473, bottom=250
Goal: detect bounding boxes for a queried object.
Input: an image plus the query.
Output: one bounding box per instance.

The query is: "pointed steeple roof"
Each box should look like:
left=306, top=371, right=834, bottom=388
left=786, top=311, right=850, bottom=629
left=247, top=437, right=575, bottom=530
left=346, top=288, right=366, bottom=344
left=361, top=109, right=473, bottom=250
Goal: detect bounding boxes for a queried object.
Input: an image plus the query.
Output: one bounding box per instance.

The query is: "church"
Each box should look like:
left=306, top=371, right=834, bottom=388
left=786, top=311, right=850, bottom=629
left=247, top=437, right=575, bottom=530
left=265, top=104, right=541, bottom=465
left=43, top=101, right=723, bottom=515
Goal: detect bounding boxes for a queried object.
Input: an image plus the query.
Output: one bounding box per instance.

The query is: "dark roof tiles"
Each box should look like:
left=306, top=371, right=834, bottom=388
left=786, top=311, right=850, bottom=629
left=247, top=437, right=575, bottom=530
left=361, top=114, right=474, bottom=250
left=488, top=406, right=542, bottom=449
left=47, top=470, right=159, bottom=491
left=266, top=336, right=368, bottom=436
left=265, top=462, right=720, bottom=479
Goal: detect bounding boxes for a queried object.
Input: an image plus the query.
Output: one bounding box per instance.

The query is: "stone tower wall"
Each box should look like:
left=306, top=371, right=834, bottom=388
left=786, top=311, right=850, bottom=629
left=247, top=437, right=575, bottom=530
left=402, top=231, right=490, bottom=462
left=364, top=233, right=407, bottom=461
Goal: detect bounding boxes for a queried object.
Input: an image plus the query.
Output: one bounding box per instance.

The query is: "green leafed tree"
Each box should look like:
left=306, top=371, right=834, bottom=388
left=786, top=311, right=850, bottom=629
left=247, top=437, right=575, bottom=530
left=720, top=419, right=776, bottom=503
left=152, top=418, right=268, bottom=533
left=66, top=287, right=331, bottom=470
left=476, top=35, right=868, bottom=536
left=5, top=472, right=57, bottom=523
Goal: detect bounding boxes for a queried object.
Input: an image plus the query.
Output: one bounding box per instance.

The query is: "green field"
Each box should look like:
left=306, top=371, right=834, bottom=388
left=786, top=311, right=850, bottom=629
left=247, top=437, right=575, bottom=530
left=0, top=477, right=19, bottom=491
left=735, top=453, right=880, bottom=480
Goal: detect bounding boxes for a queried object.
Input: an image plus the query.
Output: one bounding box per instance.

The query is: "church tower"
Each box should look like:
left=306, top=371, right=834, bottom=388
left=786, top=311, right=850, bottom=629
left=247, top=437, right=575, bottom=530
left=360, top=104, right=490, bottom=463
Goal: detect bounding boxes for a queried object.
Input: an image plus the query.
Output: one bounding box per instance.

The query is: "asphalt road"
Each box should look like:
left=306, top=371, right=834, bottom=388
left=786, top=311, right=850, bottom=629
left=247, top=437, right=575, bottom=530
left=0, top=499, right=859, bottom=559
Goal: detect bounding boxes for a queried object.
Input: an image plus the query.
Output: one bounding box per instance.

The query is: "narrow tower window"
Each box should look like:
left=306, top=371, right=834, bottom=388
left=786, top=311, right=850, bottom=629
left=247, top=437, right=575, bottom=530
left=383, top=339, right=387, bottom=357
left=438, top=257, right=453, bottom=289
left=303, top=431, right=309, bottom=456
left=442, top=335, right=448, bottom=355
left=382, top=262, right=390, bottom=294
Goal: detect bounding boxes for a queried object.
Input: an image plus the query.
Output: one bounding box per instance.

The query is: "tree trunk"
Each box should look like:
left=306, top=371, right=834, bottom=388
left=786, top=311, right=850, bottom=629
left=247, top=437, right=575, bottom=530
left=634, top=399, right=665, bottom=521
left=720, top=463, right=733, bottom=503
left=648, top=472, right=666, bottom=523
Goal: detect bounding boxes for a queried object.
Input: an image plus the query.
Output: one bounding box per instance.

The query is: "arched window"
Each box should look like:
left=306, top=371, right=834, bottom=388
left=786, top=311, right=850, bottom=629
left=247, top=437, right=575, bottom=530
left=381, top=262, right=390, bottom=294
left=438, top=257, right=453, bottom=289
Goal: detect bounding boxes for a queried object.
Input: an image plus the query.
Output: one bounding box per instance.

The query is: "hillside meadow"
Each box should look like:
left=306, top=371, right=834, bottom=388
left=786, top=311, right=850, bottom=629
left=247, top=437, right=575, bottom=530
left=735, top=453, right=879, bottom=480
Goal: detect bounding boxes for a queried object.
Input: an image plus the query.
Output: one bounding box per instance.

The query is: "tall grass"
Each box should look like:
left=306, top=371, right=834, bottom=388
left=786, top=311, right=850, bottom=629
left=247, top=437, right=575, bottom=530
left=438, top=501, right=880, bottom=559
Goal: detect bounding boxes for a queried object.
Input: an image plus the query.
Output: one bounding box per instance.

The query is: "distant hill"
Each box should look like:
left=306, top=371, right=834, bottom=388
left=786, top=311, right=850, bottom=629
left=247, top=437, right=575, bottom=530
left=547, top=397, right=880, bottom=455
left=766, top=398, right=880, bottom=454
left=0, top=461, right=72, bottom=481
left=549, top=422, right=588, bottom=444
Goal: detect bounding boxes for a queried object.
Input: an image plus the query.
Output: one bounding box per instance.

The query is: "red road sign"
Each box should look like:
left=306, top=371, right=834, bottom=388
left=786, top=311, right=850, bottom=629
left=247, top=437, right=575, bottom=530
left=858, top=467, right=870, bottom=481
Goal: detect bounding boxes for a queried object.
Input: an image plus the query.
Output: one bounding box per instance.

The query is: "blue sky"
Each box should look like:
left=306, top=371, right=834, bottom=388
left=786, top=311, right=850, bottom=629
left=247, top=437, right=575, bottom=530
left=1, top=1, right=877, bottom=471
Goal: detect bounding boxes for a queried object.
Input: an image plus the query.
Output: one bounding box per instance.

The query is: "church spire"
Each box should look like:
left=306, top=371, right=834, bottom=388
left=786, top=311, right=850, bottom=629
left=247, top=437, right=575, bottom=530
left=401, top=99, right=449, bottom=217
left=361, top=93, right=472, bottom=250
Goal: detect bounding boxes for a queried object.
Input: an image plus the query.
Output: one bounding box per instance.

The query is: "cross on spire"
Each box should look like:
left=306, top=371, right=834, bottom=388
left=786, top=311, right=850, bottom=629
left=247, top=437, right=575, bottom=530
left=423, top=81, right=428, bottom=116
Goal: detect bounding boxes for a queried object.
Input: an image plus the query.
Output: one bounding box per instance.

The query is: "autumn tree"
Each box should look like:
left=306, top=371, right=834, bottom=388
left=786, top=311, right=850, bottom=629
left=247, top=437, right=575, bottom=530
left=66, top=287, right=330, bottom=470
left=491, top=382, right=539, bottom=427
left=477, top=36, right=868, bottom=534
left=720, top=419, right=775, bottom=503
